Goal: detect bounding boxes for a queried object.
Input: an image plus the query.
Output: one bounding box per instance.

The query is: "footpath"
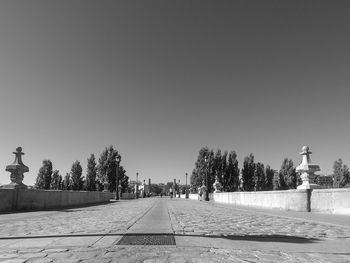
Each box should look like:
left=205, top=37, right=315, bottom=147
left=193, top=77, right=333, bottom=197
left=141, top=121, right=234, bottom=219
left=0, top=197, right=349, bottom=262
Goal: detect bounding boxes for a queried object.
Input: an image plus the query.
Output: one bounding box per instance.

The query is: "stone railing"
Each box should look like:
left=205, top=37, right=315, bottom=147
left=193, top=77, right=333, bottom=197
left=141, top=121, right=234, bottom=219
left=212, top=188, right=350, bottom=215
left=0, top=188, right=114, bottom=212
left=0, top=147, right=114, bottom=212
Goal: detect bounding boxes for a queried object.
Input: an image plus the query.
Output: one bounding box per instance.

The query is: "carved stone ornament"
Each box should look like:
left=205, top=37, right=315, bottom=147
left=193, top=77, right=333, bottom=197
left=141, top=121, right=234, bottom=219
left=296, top=146, right=321, bottom=189
left=2, top=147, right=29, bottom=189
left=213, top=175, right=222, bottom=193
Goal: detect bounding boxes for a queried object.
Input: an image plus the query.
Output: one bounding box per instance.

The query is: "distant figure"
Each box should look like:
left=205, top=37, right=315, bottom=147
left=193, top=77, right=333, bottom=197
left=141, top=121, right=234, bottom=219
left=200, top=181, right=207, bottom=201
left=170, top=187, right=173, bottom=199
left=198, top=186, right=202, bottom=201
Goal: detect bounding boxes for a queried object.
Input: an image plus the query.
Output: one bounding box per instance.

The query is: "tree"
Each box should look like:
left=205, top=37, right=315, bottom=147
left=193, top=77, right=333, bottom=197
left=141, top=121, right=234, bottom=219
left=265, top=165, right=274, bottom=191
left=242, top=154, right=255, bottom=191
left=119, top=165, right=129, bottom=193
left=190, top=147, right=211, bottom=189
left=86, top=154, right=97, bottom=191
left=221, top=151, right=228, bottom=191
left=151, top=184, right=163, bottom=195
left=164, top=182, right=174, bottom=194
left=333, top=159, right=350, bottom=188
left=213, top=149, right=223, bottom=186
left=97, top=145, right=120, bottom=192
left=226, top=151, right=240, bottom=192
left=71, top=160, right=83, bottom=191
left=278, top=158, right=297, bottom=189
left=58, top=174, right=63, bottom=190
left=50, top=170, right=61, bottom=190
left=97, top=148, right=108, bottom=184
left=206, top=150, right=215, bottom=194
left=62, top=173, right=71, bottom=190
left=254, top=162, right=265, bottom=191
left=35, top=160, right=53, bottom=189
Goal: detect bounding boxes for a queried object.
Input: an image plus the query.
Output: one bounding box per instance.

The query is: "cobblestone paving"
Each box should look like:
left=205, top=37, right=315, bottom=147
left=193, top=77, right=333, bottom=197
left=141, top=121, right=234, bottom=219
left=168, top=199, right=350, bottom=239
left=1, top=198, right=350, bottom=262
left=0, top=246, right=349, bottom=262
left=0, top=199, right=156, bottom=237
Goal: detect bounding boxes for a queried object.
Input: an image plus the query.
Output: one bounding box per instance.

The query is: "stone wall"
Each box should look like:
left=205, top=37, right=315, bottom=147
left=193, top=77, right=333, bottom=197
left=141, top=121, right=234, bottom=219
left=179, top=193, right=199, bottom=200
left=0, top=189, right=114, bottom=212
left=0, top=189, right=16, bottom=211
left=311, top=188, right=350, bottom=214
left=213, top=190, right=310, bottom=212
left=121, top=192, right=135, bottom=199
left=213, top=188, right=350, bottom=214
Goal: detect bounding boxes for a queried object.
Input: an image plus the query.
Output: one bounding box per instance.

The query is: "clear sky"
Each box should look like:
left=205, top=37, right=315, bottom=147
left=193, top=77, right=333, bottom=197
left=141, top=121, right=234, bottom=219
left=1, top=1, right=350, bottom=186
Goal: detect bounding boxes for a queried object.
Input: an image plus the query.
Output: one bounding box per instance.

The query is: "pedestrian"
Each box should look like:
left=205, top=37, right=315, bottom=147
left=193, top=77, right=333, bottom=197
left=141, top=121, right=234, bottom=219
left=198, top=186, right=202, bottom=201
left=200, top=181, right=207, bottom=201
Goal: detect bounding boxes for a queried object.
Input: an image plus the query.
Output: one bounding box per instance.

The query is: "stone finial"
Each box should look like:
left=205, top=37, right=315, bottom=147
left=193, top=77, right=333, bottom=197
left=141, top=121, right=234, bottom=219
left=213, top=175, right=222, bottom=193
left=296, top=146, right=321, bottom=190
left=3, top=147, right=29, bottom=189
left=301, top=145, right=310, bottom=153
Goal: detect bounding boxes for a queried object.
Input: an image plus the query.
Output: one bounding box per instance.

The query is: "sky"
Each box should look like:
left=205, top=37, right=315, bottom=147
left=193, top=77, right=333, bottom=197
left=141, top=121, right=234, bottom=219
left=1, top=0, right=350, bottom=186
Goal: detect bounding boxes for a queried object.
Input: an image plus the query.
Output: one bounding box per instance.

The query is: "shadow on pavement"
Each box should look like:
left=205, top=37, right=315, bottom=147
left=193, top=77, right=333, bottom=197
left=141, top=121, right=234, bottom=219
left=193, top=234, right=320, bottom=243
left=0, top=201, right=116, bottom=215
left=0, top=233, right=320, bottom=244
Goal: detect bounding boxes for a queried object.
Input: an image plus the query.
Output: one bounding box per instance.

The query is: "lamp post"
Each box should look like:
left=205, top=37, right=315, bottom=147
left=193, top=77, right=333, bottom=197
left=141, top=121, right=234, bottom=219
left=135, top=172, right=139, bottom=199
left=204, top=155, right=209, bottom=201
left=185, top=172, right=189, bottom=199
left=143, top=179, right=146, bottom=198
left=115, top=155, right=120, bottom=200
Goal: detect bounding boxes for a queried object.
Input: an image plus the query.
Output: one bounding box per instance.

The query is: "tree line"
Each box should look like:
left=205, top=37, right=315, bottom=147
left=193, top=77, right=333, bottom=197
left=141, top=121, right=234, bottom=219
left=34, top=145, right=129, bottom=192
left=190, top=147, right=350, bottom=192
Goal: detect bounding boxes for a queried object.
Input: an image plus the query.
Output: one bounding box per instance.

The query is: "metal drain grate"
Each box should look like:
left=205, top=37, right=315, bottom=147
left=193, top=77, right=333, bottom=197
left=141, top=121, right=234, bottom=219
left=116, top=234, right=176, bottom=245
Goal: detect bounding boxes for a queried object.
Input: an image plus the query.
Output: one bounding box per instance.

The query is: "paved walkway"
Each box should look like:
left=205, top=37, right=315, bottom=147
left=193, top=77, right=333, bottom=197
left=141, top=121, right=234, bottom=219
left=0, top=197, right=349, bottom=262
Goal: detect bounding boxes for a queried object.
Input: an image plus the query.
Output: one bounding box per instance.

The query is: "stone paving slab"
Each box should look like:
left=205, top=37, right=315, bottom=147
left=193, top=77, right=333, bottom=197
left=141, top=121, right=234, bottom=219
left=127, top=199, right=172, bottom=234
left=1, top=198, right=350, bottom=262
left=0, top=199, right=156, bottom=237
left=1, top=242, right=350, bottom=263
left=167, top=199, right=350, bottom=240
left=211, top=202, right=350, bottom=228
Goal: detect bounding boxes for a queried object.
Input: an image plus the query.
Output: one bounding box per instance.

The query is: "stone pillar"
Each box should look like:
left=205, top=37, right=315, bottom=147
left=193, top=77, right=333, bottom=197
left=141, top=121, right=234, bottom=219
left=296, top=146, right=321, bottom=190
left=103, top=182, right=110, bottom=192
left=148, top=178, right=151, bottom=196
left=1, top=147, right=29, bottom=189
left=143, top=180, right=146, bottom=198
left=136, top=172, right=139, bottom=199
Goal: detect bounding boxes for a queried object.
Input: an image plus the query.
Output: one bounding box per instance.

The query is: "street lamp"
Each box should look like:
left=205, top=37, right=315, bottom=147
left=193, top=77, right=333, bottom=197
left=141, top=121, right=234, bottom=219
left=135, top=172, right=139, bottom=199
left=204, top=155, right=209, bottom=201
left=185, top=172, right=189, bottom=199
left=115, top=155, right=121, bottom=200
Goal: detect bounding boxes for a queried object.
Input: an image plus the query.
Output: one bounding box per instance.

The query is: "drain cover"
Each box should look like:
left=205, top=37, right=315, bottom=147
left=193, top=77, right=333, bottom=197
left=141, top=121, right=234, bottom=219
left=117, top=234, right=176, bottom=245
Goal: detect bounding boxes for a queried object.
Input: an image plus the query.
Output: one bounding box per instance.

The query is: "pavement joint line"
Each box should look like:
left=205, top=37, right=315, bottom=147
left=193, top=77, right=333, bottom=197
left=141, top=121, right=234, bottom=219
left=0, top=233, right=124, bottom=240
left=125, top=199, right=159, bottom=230
left=0, top=233, right=180, bottom=240
left=88, top=235, right=105, bottom=247
left=167, top=205, right=177, bottom=234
